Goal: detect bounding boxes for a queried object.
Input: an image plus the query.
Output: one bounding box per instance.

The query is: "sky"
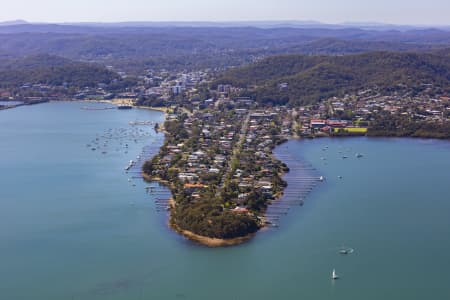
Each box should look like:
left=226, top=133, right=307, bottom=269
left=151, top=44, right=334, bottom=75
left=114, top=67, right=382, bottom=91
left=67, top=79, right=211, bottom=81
left=0, top=0, right=449, bottom=26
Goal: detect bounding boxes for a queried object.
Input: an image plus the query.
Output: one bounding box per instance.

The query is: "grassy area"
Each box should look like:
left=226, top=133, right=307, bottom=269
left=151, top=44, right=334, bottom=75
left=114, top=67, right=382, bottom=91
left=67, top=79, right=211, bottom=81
left=333, top=127, right=368, bottom=133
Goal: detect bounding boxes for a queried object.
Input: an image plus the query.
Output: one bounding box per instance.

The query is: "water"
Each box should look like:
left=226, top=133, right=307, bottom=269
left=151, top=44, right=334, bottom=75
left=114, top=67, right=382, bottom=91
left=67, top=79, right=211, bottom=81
left=0, top=101, right=23, bottom=105
left=1, top=103, right=450, bottom=299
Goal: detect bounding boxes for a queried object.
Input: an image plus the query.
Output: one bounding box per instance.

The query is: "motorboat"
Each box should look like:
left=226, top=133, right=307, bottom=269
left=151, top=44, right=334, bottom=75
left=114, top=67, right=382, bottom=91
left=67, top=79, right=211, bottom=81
left=339, top=247, right=354, bottom=255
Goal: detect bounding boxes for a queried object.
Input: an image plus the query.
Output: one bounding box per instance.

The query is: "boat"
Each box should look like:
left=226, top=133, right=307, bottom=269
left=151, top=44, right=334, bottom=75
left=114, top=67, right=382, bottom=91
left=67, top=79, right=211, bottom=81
left=356, top=153, right=363, bottom=158
left=129, top=120, right=153, bottom=125
left=319, top=176, right=324, bottom=181
left=332, top=269, right=339, bottom=280
left=339, top=247, right=354, bottom=255
left=117, top=105, right=133, bottom=110
left=124, top=160, right=135, bottom=171
left=340, top=248, right=349, bottom=254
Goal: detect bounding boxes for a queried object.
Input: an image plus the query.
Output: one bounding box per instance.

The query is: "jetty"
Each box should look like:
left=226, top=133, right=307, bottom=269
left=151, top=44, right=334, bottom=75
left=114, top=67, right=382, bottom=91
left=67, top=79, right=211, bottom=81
left=263, top=151, right=324, bottom=227
left=81, top=106, right=116, bottom=110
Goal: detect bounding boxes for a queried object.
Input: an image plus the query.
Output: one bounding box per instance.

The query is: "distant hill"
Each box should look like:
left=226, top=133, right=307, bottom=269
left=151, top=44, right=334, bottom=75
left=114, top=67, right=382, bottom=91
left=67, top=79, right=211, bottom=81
left=215, top=51, right=450, bottom=105
left=0, top=25, right=449, bottom=72
left=0, top=54, right=120, bottom=88
left=283, top=38, right=441, bottom=55
left=1, top=20, right=449, bottom=30
left=0, top=20, right=28, bottom=26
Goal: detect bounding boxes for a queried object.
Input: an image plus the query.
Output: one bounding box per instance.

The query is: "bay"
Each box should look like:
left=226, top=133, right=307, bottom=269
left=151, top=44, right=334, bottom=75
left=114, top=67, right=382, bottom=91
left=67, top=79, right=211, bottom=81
left=1, top=102, right=449, bottom=299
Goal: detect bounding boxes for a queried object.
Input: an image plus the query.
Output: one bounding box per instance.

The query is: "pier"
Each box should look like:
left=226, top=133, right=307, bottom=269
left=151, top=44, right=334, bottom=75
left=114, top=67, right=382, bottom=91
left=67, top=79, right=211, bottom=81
left=263, top=150, right=323, bottom=228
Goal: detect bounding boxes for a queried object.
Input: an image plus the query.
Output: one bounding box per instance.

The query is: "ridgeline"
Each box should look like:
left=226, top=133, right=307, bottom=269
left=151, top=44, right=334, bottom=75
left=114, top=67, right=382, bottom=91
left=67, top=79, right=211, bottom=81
left=214, top=50, right=450, bottom=105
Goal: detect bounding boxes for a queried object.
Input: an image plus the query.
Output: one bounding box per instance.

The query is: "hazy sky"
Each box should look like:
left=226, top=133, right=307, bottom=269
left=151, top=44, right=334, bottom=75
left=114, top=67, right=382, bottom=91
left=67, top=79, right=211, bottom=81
left=0, top=0, right=449, bottom=25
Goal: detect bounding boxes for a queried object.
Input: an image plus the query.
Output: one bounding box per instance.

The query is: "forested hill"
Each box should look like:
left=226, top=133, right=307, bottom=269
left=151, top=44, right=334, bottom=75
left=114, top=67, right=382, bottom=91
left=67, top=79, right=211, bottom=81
left=215, top=50, right=450, bottom=105
left=0, top=25, right=450, bottom=72
left=0, top=54, right=120, bottom=88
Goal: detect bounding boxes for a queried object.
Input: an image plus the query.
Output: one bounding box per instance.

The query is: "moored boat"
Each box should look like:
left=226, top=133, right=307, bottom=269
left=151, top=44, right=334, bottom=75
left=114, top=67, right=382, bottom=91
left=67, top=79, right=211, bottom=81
left=117, top=105, right=133, bottom=110
left=332, top=269, right=339, bottom=280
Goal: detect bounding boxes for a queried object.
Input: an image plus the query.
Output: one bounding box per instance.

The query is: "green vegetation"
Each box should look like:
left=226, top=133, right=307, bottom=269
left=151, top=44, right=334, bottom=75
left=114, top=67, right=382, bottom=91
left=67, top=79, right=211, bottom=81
left=368, top=112, right=450, bottom=139
left=215, top=51, right=450, bottom=105
left=1, top=25, right=449, bottom=72
left=0, top=54, right=130, bottom=89
left=173, top=202, right=259, bottom=239
left=143, top=107, right=291, bottom=240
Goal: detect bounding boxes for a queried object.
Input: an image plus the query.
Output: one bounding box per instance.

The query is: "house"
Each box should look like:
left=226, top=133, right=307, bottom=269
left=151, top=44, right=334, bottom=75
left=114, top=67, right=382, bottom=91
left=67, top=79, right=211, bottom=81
left=326, top=120, right=348, bottom=127
left=178, top=173, right=198, bottom=182
left=232, top=206, right=249, bottom=214
left=310, top=119, right=326, bottom=129
left=184, top=183, right=206, bottom=193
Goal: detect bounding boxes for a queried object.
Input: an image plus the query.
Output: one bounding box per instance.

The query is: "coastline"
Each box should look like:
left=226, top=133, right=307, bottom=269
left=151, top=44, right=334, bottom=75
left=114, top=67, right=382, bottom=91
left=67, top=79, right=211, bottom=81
left=83, top=98, right=170, bottom=116
left=135, top=105, right=170, bottom=116
left=143, top=173, right=261, bottom=247
left=170, top=222, right=256, bottom=247
left=142, top=142, right=293, bottom=248
left=139, top=109, right=295, bottom=247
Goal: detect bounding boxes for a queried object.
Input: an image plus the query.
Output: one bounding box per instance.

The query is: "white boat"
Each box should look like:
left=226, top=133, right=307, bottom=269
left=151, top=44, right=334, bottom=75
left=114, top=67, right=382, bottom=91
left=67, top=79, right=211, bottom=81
left=339, top=247, right=354, bottom=255
left=332, top=269, right=339, bottom=280
left=319, top=176, right=324, bottom=181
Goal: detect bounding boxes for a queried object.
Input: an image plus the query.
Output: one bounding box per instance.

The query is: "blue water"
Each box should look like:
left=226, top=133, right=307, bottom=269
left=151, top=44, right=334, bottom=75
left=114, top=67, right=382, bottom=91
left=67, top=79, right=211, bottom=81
left=0, top=101, right=23, bottom=105
left=1, top=103, right=450, bottom=299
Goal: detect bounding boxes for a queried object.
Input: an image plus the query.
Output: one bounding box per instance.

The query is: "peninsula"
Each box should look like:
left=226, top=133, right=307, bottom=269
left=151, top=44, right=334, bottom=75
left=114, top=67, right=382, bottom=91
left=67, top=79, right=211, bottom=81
left=142, top=105, right=294, bottom=246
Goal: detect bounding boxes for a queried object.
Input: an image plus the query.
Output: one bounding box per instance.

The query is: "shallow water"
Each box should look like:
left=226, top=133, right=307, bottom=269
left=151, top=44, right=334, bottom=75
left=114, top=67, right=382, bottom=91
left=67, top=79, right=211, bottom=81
left=1, top=103, right=449, bottom=299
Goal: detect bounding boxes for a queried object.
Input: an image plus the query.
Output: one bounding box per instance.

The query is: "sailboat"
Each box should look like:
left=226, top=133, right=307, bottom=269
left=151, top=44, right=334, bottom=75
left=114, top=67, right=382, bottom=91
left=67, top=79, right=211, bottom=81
left=332, top=269, right=339, bottom=280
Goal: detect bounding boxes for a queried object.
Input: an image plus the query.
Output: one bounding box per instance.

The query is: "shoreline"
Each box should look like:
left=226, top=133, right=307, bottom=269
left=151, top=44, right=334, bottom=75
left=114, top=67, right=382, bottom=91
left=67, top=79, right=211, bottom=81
left=170, top=222, right=256, bottom=247
left=142, top=143, right=291, bottom=248
left=83, top=99, right=170, bottom=116
left=144, top=173, right=260, bottom=247
left=135, top=105, right=170, bottom=116
left=4, top=99, right=448, bottom=140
